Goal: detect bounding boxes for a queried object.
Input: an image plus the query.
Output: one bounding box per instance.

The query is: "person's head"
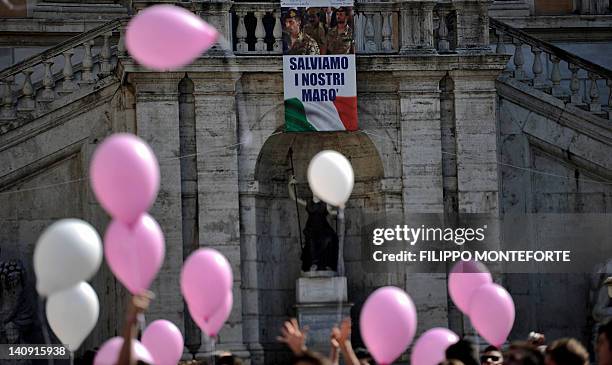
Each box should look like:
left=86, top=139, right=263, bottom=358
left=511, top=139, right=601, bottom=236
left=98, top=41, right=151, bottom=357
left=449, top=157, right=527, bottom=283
left=440, top=361, right=465, bottom=365
left=355, top=347, right=372, bottom=365
left=598, top=321, right=612, bottom=365
left=216, top=352, right=243, bottom=365
left=544, top=338, right=588, bottom=365
left=307, top=8, right=319, bottom=25
left=336, top=7, right=348, bottom=24
left=293, top=351, right=332, bottom=365
left=504, top=342, right=544, bottom=365
left=284, top=9, right=301, bottom=36
left=446, top=339, right=479, bottom=365
left=481, top=345, right=503, bottom=365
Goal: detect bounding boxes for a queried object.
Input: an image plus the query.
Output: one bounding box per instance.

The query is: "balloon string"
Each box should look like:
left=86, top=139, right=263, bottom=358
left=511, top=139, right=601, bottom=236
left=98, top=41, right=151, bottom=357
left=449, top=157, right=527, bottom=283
left=0, top=131, right=284, bottom=197
left=211, top=337, right=216, bottom=365
left=70, top=351, right=74, bottom=365
left=4, top=125, right=612, bottom=199
left=137, top=312, right=146, bottom=338
left=336, top=280, right=342, bottom=326
left=38, top=297, right=55, bottom=365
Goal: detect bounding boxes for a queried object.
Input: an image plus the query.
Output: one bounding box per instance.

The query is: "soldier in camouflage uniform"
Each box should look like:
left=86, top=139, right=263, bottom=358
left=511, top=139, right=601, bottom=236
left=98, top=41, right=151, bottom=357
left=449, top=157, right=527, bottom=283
left=303, top=8, right=328, bottom=53
left=283, top=8, right=320, bottom=55
left=325, top=7, right=355, bottom=54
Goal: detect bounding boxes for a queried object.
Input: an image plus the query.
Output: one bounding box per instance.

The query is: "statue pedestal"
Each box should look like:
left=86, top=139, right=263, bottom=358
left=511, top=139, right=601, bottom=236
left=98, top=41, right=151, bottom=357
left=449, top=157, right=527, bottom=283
left=295, top=272, right=352, bottom=354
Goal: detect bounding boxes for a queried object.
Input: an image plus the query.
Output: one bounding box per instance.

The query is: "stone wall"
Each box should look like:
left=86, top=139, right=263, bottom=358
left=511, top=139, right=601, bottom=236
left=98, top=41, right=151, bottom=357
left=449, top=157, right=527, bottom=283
left=0, top=51, right=531, bottom=364
left=0, top=78, right=134, bottom=351
left=498, top=79, right=612, bottom=350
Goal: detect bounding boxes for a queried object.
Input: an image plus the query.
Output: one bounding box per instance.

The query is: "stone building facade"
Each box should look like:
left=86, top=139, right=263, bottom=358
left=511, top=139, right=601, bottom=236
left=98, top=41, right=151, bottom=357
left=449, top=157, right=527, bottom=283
left=0, top=0, right=611, bottom=363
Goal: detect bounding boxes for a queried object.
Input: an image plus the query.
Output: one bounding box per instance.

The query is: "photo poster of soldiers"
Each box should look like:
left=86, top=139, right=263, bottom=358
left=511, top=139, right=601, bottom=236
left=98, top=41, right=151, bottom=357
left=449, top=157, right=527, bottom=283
left=281, top=0, right=358, bottom=132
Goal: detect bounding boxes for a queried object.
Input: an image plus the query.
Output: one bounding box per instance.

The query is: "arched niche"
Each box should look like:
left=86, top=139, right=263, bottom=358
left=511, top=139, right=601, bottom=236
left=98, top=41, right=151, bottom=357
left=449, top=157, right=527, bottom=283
left=249, top=130, right=388, bottom=361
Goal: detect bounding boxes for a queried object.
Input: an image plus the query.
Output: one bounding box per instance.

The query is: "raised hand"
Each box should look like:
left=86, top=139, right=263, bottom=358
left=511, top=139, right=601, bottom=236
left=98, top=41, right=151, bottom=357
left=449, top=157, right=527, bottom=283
left=331, top=318, right=360, bottom=365
left=331, top=317, right=351, bottom=349
left=277, top=318, right=309, bottom=356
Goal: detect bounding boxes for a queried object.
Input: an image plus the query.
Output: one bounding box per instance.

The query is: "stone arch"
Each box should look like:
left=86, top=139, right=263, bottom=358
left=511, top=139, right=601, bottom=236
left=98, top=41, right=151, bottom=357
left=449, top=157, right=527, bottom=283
left=245, top=131, right=387, bottom=362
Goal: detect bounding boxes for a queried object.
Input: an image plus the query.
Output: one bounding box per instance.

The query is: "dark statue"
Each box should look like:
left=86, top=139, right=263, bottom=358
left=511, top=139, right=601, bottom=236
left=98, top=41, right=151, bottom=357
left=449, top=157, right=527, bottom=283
left=0, top=257, right=43, bottom=364
left=289, top=176, right=339, bottom=272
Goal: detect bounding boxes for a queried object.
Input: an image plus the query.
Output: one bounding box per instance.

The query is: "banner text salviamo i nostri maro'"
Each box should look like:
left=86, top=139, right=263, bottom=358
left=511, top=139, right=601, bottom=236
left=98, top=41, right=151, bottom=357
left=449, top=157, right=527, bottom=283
left=281, top=0, right=358, bottom=132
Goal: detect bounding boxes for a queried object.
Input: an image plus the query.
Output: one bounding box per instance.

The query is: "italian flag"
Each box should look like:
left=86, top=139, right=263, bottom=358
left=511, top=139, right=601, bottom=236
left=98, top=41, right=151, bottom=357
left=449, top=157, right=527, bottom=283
left=285, top=96, right=358, bottom=132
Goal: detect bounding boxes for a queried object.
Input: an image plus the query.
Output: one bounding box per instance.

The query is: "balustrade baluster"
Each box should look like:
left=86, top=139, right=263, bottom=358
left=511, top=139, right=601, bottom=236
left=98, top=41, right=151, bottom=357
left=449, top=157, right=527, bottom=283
left=1, top=77, right=15, bottom=120
left=381, top=12, right=393, bottom=52
left=273, top=11, right=282, bottom=53
left=60, top=50, right=79, bottom=95
left=18, top=69, right=35, bottom=112
left=549, top=55, right=566, bottom=97
left=589, top=72, right=601, bottom=112
left=437, top=11, right=449, bottom=53
left=254, top=11, right=266, bottom=53
left=607, top=78, right=612, bottom=110
left=80, top=40, right=95, bottom=85
left=118, top=26, right=127, bottom=57
left=40, top=60, right=55, bottom=103
left=568, top=64, right=583, bottom=105
left=99, top=33, right=112, bottom=78
left=236, top=11, right=248, bottom=53
left=365, top=13, right=377, bottom=52
left=531, top=46, right=547, bottom=89
left=496, top=30, right=506, bottom=54
left=513, top=39, right=525, bottom=81
left=355, top=13, right=365, bottom=53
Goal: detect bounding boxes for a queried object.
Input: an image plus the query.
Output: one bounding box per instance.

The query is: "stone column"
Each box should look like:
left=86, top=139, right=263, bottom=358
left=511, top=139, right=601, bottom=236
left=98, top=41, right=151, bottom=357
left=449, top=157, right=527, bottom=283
left=397, top=70, right=446, bottom=213
left=239, top=179, right=265, bottom=364
left=399, top=0, right=437, bottom=54
left=192, top=72, right=250, bottom=359
left=449, top=69, right=504, bottom=215
left=449, top=61, right=506, bottom=340
left=193, top=0, right=234, bottom=55
left=452, top=0, right=491, bottom=52
left=396, top=69, right=450, bottom=331
left=128, top=72, right=186, bottom=332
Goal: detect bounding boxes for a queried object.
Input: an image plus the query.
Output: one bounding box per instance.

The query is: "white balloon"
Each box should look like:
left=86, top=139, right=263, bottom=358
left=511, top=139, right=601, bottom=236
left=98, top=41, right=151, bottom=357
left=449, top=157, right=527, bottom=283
left=307, top=150, right=354, bottom=208
left=46, top=282, right=100, bottom=351
left=34, top=219, right=102, bottom=297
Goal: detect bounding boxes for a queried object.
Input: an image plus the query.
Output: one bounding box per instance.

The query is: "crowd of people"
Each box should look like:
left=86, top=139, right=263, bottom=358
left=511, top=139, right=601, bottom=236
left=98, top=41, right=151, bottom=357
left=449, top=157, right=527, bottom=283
left=273, top=318, right=612, bottom=365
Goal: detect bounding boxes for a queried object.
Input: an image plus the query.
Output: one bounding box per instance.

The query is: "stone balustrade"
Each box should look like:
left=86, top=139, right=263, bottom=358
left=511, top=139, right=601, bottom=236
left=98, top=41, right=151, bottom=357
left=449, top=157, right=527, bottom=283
left=5, top=0, right=610, bottom=127
left=232, top=3, right=282, bottom=54
left=491, top=18, right=612, bottom=120
left=354, top=3, right=400, bottom=54
left=0, top=18, right=126, bottom=123
left=230, top=0, right=490, bottom=55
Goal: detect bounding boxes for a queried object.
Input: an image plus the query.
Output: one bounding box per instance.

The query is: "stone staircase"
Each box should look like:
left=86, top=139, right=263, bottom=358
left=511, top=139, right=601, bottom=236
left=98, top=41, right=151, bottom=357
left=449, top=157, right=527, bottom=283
left=491, top=17, right=612, bottom=121
left=0, top=9, right=610, bottom=156
left=0, top=17, right=127, bottom=134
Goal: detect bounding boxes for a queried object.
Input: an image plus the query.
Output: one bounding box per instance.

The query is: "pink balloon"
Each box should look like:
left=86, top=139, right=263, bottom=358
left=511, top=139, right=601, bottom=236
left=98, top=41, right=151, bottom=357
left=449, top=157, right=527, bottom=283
left=448, top=260, right=492, bottom=314
left=181, top=248, right=233, bottom=321
left=360, top=286, right=417, bottom=365
left=94, top=337, right=154, bottom=365
left=142, top=320, right=184, bottom=365
left=104, top=214, right=165, bottom=294
left=192, top=291, right=233, bottom=337
left=468, top=283, right=515, bottom=347
left=90, top=133, right=159, bottom=224
left=410, top=328, right=459, bottom=365
left=126, top=5, right=219, bottom=70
